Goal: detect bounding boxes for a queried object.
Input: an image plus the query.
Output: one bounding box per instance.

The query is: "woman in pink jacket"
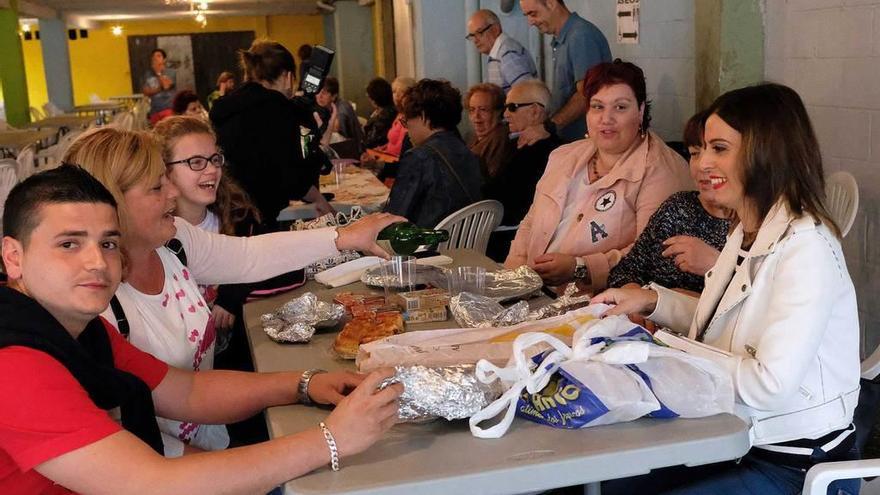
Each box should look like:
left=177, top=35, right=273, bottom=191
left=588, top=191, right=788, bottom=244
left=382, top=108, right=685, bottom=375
left=505, top=60, right=691, bottom=292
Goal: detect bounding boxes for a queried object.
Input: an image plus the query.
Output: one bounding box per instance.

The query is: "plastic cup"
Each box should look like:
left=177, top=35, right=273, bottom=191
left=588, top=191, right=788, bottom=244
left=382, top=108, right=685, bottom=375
left=446, top=266, right=486, bottom=296
left=380, top=255, right=417, bottom=298
left=334, top=160, right=346, bottom=187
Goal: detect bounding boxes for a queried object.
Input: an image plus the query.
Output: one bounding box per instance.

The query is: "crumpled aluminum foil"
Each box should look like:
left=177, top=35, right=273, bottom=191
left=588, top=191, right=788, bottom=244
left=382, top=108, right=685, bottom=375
left=380, top=365, right=504, bottom=422
left=450, top=283, right=591, bottom=328
left=449, top=292, right=530, bottom=328
left=483, top=265, right=543, bottom=302
left=527, top=283, right=591, bottom=320
left=261, top=292, right=345, bottom=343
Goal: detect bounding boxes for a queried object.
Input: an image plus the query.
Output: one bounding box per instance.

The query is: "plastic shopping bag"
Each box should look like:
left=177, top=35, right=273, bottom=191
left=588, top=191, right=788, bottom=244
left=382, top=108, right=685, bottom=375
left=469, top=315, right=734, bottom=439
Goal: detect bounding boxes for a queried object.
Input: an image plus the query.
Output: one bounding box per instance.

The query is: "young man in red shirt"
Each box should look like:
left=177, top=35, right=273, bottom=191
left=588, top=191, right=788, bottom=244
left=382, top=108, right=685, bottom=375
left=0, top=165, right=402, bottom=494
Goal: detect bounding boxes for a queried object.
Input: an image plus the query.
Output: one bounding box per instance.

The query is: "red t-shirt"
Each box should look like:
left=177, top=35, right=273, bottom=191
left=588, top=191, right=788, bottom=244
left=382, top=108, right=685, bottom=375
left=0, top=318, right=169, bottom=494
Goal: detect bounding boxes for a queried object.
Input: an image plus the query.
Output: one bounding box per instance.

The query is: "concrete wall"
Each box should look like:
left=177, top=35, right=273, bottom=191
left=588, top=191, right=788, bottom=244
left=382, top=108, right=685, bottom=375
left=764, top=0, right=880, bottom=354
left=566, top=0, right=696, bottom=141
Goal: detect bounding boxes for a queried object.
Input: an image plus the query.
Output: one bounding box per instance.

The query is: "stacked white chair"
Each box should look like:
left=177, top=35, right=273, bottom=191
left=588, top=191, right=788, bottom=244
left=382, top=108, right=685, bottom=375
left=433, top=200, right=504, bottom=255
left=0, top=159, right=19, bottom=235
left=132, top=99, right=150, bottom=130
left=15, top=145, right=36, bottom=180
left=57, top=130, right=84, bottom=160
left=42, top=102, right=64, bottom=117
left=29, top=106, right=44, bottom=122
left=111, top=111, right=135, bottom=131
left=825, top=171, right=859, bottom=237
left=35, top=144, right=63, bottom=170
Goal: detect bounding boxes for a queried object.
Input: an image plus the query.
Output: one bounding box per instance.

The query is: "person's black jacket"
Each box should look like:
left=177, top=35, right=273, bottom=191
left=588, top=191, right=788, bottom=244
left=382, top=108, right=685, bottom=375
left=210, top=82, right=318, bottom=230
left=384, top=131, right=483, bottom=228
left=483, top=134, right=562, bottom=226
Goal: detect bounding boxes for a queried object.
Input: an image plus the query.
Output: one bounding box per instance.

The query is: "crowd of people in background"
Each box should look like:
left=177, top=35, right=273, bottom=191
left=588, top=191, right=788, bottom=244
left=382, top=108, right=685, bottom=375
left=0, top=1, right=865, bottom=494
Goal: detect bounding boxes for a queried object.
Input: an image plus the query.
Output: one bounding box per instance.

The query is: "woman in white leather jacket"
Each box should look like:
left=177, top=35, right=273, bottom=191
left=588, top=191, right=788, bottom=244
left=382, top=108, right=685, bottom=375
left=594, top=83, right=861, bottom=495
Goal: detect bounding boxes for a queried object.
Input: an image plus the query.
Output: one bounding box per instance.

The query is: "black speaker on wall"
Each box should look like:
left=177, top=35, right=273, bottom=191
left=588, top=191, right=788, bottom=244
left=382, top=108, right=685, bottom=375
left=79, top=29, right=88, bottom=38
left=68, top=29, right=77, bottom=40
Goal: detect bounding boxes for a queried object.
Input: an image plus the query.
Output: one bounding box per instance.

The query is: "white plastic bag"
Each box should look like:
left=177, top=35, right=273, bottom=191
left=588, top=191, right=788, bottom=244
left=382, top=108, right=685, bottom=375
left=469, top=316, right=734, bottom=439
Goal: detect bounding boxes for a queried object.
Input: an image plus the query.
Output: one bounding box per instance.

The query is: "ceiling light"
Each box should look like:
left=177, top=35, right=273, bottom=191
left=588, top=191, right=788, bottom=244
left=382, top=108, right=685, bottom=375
left=195, top=12, right=205, bottom=22
left=21, top=23, right=31, bottom=33
left=111, top=25, right=123, bottom=36
left=198, top=1, right=208, bottom=10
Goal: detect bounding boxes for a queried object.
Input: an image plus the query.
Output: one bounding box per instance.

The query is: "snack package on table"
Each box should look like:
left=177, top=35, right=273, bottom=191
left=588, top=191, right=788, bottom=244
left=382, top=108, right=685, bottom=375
left=469, top=316, right=734, bottom=439
left=356, top=305, right=606, bottom=372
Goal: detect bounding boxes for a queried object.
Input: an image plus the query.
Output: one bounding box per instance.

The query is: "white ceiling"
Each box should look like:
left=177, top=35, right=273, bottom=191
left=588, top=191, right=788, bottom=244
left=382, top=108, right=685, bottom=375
left=10, top=0, right=325, bottom=27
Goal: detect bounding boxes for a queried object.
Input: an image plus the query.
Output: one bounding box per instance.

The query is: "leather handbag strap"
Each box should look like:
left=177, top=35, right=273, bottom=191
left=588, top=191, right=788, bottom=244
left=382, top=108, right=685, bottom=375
left=424, top=143, right=474, bottom=203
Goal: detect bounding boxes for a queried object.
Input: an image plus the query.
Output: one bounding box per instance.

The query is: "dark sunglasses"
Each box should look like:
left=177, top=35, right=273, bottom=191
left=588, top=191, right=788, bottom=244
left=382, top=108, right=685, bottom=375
left=504, top=102, right=544, bottom=113
left=165, top=153, right=225, bottom=171
left=465, top=23, right=494, bottom=40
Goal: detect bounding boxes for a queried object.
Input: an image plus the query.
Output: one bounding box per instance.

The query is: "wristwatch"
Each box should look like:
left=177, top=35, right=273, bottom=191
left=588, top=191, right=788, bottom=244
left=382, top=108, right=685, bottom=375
left=297, top=368, right=327, bottom=405
left=573, top=257, right=588, bottom=280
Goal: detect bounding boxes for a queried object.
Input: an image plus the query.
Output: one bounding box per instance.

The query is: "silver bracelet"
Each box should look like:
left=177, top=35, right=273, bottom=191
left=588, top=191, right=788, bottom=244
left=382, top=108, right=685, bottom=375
left=319, top=422, right=340, bottom=471
left=297, top=368, right=327, bottom=405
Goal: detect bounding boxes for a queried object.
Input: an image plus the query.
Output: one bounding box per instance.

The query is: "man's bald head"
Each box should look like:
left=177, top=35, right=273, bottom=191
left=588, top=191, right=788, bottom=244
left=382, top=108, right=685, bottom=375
left=508, top=79, right=551, bottom=109
left=466, top=9, right=502, bottom=54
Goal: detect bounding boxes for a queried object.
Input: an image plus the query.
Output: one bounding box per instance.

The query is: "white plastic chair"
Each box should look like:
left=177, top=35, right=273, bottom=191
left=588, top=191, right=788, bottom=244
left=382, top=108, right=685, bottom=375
left=110, top=111, right=135, bottom=131
left=826, top=171, right=859, bottom=237
left=29, top=106, right=44, bottom=122
left=35, top=143, right=63, bottom=170
left=802, top=340, right=880, bottom=495
left=0, top=159, right=18, bottom=235
left=57, top=130, right=83, bottom=160
left=42, top=101, right=64, bottom=117
left=15, top=145, right=36, bottom=180
left=433, top=200, right=504, bottom=255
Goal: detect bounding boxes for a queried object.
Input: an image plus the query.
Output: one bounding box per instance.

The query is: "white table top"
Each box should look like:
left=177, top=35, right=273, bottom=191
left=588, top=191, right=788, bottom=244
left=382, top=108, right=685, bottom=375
left=278, top=165, right=389, bottom=222
left=243, top=250, right=751, bottom=494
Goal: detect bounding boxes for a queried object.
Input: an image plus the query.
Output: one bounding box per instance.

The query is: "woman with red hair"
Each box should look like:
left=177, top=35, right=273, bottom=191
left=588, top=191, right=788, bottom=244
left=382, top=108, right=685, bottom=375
left=505, top=59, right=691, bottom=292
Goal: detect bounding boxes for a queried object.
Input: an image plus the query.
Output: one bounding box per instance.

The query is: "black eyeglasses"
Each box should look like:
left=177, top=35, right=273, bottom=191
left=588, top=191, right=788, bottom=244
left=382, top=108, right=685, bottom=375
left=504, top=102, right=544, bottom=113
left=465, top=23, right=494, bottom=40
left=166, top=153, right=225, bottom=171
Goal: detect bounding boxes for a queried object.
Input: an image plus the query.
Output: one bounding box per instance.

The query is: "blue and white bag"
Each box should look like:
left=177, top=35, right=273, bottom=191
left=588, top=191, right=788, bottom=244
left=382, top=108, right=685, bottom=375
left=469, top=314, right=734, bottom=438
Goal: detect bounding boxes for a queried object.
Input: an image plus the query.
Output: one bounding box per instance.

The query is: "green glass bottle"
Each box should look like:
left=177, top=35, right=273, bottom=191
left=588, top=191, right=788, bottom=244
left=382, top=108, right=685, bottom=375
left=376, top=222, right=450, bottom=255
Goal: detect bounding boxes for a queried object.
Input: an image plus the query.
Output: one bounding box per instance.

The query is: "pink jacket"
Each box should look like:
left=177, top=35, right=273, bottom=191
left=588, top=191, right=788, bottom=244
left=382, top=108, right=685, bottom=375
left=505, top=131, right=692, bottom=290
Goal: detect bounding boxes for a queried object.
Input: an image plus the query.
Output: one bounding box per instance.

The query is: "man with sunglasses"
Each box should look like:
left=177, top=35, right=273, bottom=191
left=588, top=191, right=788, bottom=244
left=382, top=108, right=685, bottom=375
left=466, top=10, right=537, bottom=94
left=484, top=80, right=561, bottom=261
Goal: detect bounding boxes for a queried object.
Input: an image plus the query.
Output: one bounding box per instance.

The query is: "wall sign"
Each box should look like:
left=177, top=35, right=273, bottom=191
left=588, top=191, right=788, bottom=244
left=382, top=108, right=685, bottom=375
left=616, top=0, right=640, bottom=45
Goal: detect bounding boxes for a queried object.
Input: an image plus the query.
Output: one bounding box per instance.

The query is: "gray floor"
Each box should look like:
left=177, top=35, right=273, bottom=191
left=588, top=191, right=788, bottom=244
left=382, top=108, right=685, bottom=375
left=864, top=478, right=880, bottom=494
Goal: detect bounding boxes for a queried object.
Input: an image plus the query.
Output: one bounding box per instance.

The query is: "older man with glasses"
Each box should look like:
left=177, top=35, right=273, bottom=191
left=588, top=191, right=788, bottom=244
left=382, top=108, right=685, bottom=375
left=466, top=9, right=537, bottom=93
left=483, top=79, right=561, bottom=261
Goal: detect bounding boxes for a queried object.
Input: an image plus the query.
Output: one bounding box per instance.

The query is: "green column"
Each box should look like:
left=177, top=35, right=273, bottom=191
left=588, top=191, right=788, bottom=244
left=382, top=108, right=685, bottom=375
left=695, top=0, right=764, bottom=110
left=0, top=6, right=29, bottom=126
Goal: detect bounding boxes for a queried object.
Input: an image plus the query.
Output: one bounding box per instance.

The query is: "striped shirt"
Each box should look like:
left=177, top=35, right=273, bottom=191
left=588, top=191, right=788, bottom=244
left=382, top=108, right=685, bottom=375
left=487, top=33, right=537, bottom=93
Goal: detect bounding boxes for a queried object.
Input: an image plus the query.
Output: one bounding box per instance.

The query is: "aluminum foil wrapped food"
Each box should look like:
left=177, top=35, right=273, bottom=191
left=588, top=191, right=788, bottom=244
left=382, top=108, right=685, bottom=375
left=449, top=292, right=530, bottom=328
left=527, top=283, right=591, bottom=320
left=380, top=365, right=504, bottom=422
left=261, top=292, right=345, bottom=343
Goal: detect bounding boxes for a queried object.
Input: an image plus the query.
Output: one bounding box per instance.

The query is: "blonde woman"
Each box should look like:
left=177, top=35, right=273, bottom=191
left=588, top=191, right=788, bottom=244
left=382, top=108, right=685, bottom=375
left=64, top=127, right=402, bottom=457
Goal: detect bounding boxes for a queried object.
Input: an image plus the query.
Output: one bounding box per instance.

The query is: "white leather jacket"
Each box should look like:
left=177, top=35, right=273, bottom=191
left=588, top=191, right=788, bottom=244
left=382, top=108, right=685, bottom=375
left=648, top=201, right=860, bottom=446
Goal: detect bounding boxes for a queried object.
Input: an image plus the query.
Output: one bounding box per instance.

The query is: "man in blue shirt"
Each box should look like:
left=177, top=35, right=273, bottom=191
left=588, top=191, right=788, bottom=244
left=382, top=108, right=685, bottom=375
left=142, top=48, right=177, bottom=125
left=520, top=0, right=611, bottom=142
left=466, top=9, right=537, bottom=93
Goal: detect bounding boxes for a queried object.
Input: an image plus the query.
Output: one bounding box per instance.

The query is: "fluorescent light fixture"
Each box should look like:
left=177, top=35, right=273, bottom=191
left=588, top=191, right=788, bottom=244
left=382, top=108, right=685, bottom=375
left=111, top=25, right=123, bottom=36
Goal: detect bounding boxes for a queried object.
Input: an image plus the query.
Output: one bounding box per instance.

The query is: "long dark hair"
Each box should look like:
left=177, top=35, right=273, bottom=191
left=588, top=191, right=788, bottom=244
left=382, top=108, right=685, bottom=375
left=706, top=83, right=839, bottom=237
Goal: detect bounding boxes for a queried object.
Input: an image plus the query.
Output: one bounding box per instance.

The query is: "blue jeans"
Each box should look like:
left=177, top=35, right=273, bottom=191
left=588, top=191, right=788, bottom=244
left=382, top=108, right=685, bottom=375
left=601, top=454, right=861, bottom=495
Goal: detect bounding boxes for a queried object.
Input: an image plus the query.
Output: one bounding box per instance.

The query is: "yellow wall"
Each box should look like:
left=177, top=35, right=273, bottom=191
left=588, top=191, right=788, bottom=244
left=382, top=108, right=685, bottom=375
left=20, top=34, right=47, bottom=111
left=21, top=14, right=324, bottom=108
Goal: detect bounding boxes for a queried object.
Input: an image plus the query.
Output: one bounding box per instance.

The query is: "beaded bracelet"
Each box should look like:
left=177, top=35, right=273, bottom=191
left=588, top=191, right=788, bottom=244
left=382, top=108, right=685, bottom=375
left=318, top=422, right=340, bottom=471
